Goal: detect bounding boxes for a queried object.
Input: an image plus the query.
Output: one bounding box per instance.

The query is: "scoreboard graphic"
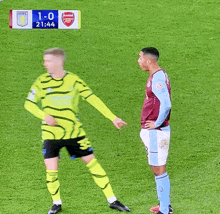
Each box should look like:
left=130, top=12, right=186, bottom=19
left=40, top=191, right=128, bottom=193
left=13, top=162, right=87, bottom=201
left=9, top=10, right=81, bottom=29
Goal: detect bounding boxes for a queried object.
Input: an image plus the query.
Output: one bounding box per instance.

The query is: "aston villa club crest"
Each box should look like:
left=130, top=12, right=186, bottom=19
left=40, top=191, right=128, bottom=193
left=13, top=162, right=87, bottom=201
left=62, top=12, right=75, bottom=27
left=17, top=11, right=28, bottom=27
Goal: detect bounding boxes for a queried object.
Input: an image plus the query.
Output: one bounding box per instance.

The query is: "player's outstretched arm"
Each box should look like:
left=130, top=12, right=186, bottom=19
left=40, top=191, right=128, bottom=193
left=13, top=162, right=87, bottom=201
left=112, top=117, right=128, bottom=129
left=86, top=94, right=128, bottom=129
left=86, top=94, right=117, bottom=121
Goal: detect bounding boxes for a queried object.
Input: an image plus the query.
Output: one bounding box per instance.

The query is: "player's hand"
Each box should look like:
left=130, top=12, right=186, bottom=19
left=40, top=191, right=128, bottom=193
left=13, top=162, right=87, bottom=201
left=113, top=117, right=128, bottom=129
left=145, top=121, right=156, bottom=129
left=44, top=115, right=58, bottom=126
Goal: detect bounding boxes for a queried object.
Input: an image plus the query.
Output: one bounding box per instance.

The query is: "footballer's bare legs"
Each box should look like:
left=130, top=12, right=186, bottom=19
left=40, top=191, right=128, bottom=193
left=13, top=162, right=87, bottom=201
left=81, top=153, right=95, bottom=164
left=151, top=165, right=166, bottom=176
left=44, top=157, right=59, bottom=170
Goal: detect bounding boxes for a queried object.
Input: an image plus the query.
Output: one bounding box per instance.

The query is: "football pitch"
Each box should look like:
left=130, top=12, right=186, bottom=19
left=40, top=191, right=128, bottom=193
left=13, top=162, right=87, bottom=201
left=1, top=0, right=220, bottom=213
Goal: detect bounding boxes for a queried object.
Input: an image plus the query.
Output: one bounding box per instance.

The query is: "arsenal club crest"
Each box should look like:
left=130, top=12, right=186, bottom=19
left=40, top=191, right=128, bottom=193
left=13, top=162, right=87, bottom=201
left=17, top=11, right=28, bottom=27
left=62, top=12, right=75, bottom=27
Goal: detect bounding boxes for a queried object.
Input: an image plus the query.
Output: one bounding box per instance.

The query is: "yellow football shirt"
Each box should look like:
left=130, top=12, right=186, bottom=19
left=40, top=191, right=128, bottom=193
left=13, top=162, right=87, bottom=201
left=24, top=72, right=116, bottom=140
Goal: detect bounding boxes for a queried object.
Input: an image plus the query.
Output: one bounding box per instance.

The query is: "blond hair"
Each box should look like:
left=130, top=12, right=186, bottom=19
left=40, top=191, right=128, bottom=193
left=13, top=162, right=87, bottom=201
left=44, top=48, right=66, bottom=61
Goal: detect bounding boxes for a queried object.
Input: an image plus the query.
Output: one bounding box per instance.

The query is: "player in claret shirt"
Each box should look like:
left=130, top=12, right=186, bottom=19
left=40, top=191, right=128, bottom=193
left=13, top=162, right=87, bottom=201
left=24, top=48, right=130, bottom=214
left=138, top=47, right=173, bottom=214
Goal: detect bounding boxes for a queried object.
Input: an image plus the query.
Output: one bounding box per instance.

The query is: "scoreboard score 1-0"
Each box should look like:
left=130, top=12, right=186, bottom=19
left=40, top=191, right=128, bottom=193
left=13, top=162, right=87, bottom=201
left=9, top=10, right=81, bottom=29
left=32, top=10, right=58, bottom=28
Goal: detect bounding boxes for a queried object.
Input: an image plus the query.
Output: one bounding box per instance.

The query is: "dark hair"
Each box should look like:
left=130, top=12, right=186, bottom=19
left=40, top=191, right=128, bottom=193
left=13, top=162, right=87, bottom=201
left=141, top=47, right=159, bottom=61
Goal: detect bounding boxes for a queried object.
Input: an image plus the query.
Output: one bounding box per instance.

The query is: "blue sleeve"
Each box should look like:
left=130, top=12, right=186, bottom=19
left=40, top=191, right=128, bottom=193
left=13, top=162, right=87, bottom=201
left=152, top=71, right=171, bottom=128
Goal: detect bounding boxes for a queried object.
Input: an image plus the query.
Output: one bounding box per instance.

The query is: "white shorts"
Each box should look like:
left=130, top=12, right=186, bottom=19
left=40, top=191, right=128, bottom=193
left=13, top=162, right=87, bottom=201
left=140, top=126, right=170, bottom=166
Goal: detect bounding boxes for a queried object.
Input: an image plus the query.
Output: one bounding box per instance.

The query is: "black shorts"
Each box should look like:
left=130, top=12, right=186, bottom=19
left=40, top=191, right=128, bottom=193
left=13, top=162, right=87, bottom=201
left=42, top=136, right=93, bottom=159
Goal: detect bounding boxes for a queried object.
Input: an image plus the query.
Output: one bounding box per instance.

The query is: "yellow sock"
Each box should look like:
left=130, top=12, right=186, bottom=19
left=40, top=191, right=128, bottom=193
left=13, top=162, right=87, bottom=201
left=46, top=170, right=61, bottom=202
left=87, top=158, right=115, bottom=199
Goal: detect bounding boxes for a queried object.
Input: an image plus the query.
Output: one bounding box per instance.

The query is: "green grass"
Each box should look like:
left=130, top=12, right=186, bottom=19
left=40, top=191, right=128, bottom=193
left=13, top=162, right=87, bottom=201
left=1, top=0, right=220, bottom=213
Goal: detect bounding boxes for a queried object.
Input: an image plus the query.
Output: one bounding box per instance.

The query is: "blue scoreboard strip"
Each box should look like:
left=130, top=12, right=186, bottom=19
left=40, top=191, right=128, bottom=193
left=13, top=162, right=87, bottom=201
left=10, top=10, right=81, bottom=29
left=32, top=10, right=58, bottom=29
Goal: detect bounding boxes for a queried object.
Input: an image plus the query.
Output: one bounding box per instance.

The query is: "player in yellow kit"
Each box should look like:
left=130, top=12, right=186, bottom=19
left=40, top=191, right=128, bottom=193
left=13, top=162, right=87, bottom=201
left=24, top=48, right=130, bottom=214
